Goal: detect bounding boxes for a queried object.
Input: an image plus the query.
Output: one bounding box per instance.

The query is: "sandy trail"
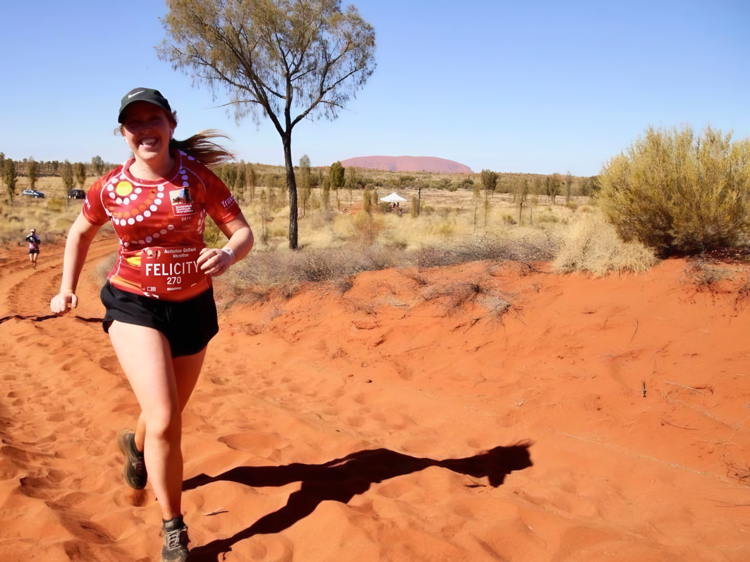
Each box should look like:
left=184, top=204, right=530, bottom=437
left=1, top=239, right=749, bottom=562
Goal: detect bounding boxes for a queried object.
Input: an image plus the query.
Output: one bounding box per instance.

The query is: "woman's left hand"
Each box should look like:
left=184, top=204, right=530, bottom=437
left=198, top=247, right=233, bottom=277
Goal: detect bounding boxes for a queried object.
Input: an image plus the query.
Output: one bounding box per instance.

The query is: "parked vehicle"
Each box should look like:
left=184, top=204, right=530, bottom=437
left=68, top=189, right=85, bottom=199
left=22, top=189, right=45, bottom=198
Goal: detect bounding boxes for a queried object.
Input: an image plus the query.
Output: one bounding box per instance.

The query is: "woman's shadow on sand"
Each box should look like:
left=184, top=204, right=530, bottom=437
left=183, top=443, right=533, bottom=561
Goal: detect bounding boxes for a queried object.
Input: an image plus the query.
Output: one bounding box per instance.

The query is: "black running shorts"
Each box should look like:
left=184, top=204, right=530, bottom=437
left=100, top=282, right=219, bottom=358
left=28, top=249, right=39, bottom=254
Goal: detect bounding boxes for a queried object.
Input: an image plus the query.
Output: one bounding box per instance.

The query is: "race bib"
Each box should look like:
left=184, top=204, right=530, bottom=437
left=140, top=246, right=206, bottom=296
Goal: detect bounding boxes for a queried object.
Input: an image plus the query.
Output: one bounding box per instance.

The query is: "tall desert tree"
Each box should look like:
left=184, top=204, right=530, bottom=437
left=329, top=160, right=345, bottom=189
left=74, top=162, right=86, bottom=189
left=4, top=159, right=17, bottom=203
left=91, top=155, right=105, bottom=178
left=565, top=170, right=573, bottom=203
left=159, top=0, right=377, bottom=249
left=480, top=169, right=498, bottom=196
left=27, top=158, right=38, bottom=190
left=61, top=160, right=75, bottom=190
left=246, top=163, right=257, bottom=201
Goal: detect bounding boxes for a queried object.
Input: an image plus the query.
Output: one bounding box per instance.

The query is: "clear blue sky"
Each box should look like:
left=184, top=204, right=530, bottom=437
left=1, top=0, right=748, bottom=176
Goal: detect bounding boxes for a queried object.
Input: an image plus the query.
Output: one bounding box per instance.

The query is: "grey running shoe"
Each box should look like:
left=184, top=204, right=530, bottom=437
left=117, top=429, right=147, bottom=490
left=161, top=517, right=190, bottom=562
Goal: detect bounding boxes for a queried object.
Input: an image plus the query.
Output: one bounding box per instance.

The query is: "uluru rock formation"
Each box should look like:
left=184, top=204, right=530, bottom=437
left=340, top=155, right=473, bottom=174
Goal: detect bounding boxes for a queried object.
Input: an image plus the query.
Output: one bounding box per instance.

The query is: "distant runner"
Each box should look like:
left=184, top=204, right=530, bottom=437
left=25, top=229, right=40, bottom=268
left=50, top=88, right=254, bottom=562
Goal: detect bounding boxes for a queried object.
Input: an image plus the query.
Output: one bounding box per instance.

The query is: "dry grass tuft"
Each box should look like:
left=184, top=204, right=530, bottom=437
left=553, top=212, right=657, bottom=276
left=684, top=260, right=729, bottom=291
left=478, top=294, right=514, bottom=322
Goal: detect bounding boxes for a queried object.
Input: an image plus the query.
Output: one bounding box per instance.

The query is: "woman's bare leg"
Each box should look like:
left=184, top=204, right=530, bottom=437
left=133, top=348, right=206, bottom=453
left=108, top=321, right=203, bottom=520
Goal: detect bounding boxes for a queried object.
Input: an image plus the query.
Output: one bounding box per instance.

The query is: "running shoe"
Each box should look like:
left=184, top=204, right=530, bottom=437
left=117, top=429, right=147, bottom=490
left=161, top=516, right=190, bottom=562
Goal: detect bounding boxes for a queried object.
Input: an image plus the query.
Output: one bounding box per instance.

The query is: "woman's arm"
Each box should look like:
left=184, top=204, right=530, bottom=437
left=197, top=214, right=253, bottom=277
left=50, top=213, right=102, bottom=313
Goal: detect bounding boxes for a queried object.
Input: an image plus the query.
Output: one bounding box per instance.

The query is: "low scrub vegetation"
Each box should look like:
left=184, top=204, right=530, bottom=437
left=599, top=124, right=750, bottom=255
left=226, top=231, right=558, bottom=299
left=553, top=213, right=657, bottom=276
left=15, top=146, right=729, bottom=293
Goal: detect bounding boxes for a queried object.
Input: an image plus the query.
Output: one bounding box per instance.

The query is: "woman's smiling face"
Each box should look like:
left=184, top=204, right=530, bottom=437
left=121, top=102, right=175, bottom=164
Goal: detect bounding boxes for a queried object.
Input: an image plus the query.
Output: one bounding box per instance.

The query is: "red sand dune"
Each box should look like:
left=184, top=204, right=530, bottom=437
left=1, top=237, right=750, bottom=561
left=340, top=156, right=473, bottom=174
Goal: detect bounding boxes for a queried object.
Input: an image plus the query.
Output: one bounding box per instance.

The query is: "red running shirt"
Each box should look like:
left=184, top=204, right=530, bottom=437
left=83, top=151, right=241, bottom=301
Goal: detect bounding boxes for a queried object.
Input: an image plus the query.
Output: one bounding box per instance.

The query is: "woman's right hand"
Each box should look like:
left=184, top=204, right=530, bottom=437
left=50, top=291, right=78, bottom=314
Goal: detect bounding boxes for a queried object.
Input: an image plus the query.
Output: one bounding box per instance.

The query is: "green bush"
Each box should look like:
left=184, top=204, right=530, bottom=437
left=599, top=125, right=750, bottom=254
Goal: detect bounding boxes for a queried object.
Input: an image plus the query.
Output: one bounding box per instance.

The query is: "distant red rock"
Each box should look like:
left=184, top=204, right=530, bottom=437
left=339, top=156, right=473, bottom=174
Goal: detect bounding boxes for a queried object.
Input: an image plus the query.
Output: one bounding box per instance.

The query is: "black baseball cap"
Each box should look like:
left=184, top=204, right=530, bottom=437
left=118, top=88, right=172, bottom=123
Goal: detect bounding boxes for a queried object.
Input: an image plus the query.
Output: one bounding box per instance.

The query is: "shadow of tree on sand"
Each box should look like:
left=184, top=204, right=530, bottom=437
left=184, top=444, right=533, bottom=561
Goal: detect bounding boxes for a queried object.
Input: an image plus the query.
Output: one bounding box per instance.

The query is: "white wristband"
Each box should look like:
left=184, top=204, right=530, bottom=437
left=222, top=247, right=235, bottom=264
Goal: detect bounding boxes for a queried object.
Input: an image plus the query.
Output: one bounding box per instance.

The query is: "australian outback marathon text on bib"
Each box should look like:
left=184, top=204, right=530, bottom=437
left=82, top=150, right=241, bottom=302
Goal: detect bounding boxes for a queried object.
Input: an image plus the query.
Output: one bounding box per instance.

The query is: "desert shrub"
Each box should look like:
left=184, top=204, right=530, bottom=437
left=579, top=205, right=594, bottom=213
left=350, top=210, right=384, bottom=246
left=415, top=232, right=557, bottom=269
left=599, top=124, right=750, bottom=254
left=553, top=212, right=657, bottom=276
left=501, top=214, right=516, bottom=225
left=270, top=226, right=288, bottom=238
left=685, top=259, right=728, bottom=290
left=429, top=218, right=455, bottom=238
left=310, top=210, right=337, bottom=230
left=399, top=174, right=416, bottom=187
left=47, top=199, right=65, bottom=213
left=566, top=200, right=578, bottom=211
left=459, top=177, right=474, bottom=190
left=231, top=244, right=408, bottom=296
left=536, top=212, right=559, bottom=224
left=362, top=188, right=372, bottom=212
left=53, top=217, right=74, bottom=231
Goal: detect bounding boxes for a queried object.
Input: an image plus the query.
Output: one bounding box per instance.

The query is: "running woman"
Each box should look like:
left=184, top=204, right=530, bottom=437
left=26, top=228, right=40, bottom=267
left=50, top=88, right=254, bottom=562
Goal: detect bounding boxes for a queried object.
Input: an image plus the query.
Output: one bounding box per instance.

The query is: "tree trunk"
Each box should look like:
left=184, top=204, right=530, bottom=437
left=282, top=134, right=299, bottom=250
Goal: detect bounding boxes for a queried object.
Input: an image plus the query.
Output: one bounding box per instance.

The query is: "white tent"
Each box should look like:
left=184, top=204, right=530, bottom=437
left=380, top=192, right=408, bottom=203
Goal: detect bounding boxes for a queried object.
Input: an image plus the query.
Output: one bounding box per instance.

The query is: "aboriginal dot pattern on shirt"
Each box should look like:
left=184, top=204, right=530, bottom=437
left=83, top=151, right=241, bottom=301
